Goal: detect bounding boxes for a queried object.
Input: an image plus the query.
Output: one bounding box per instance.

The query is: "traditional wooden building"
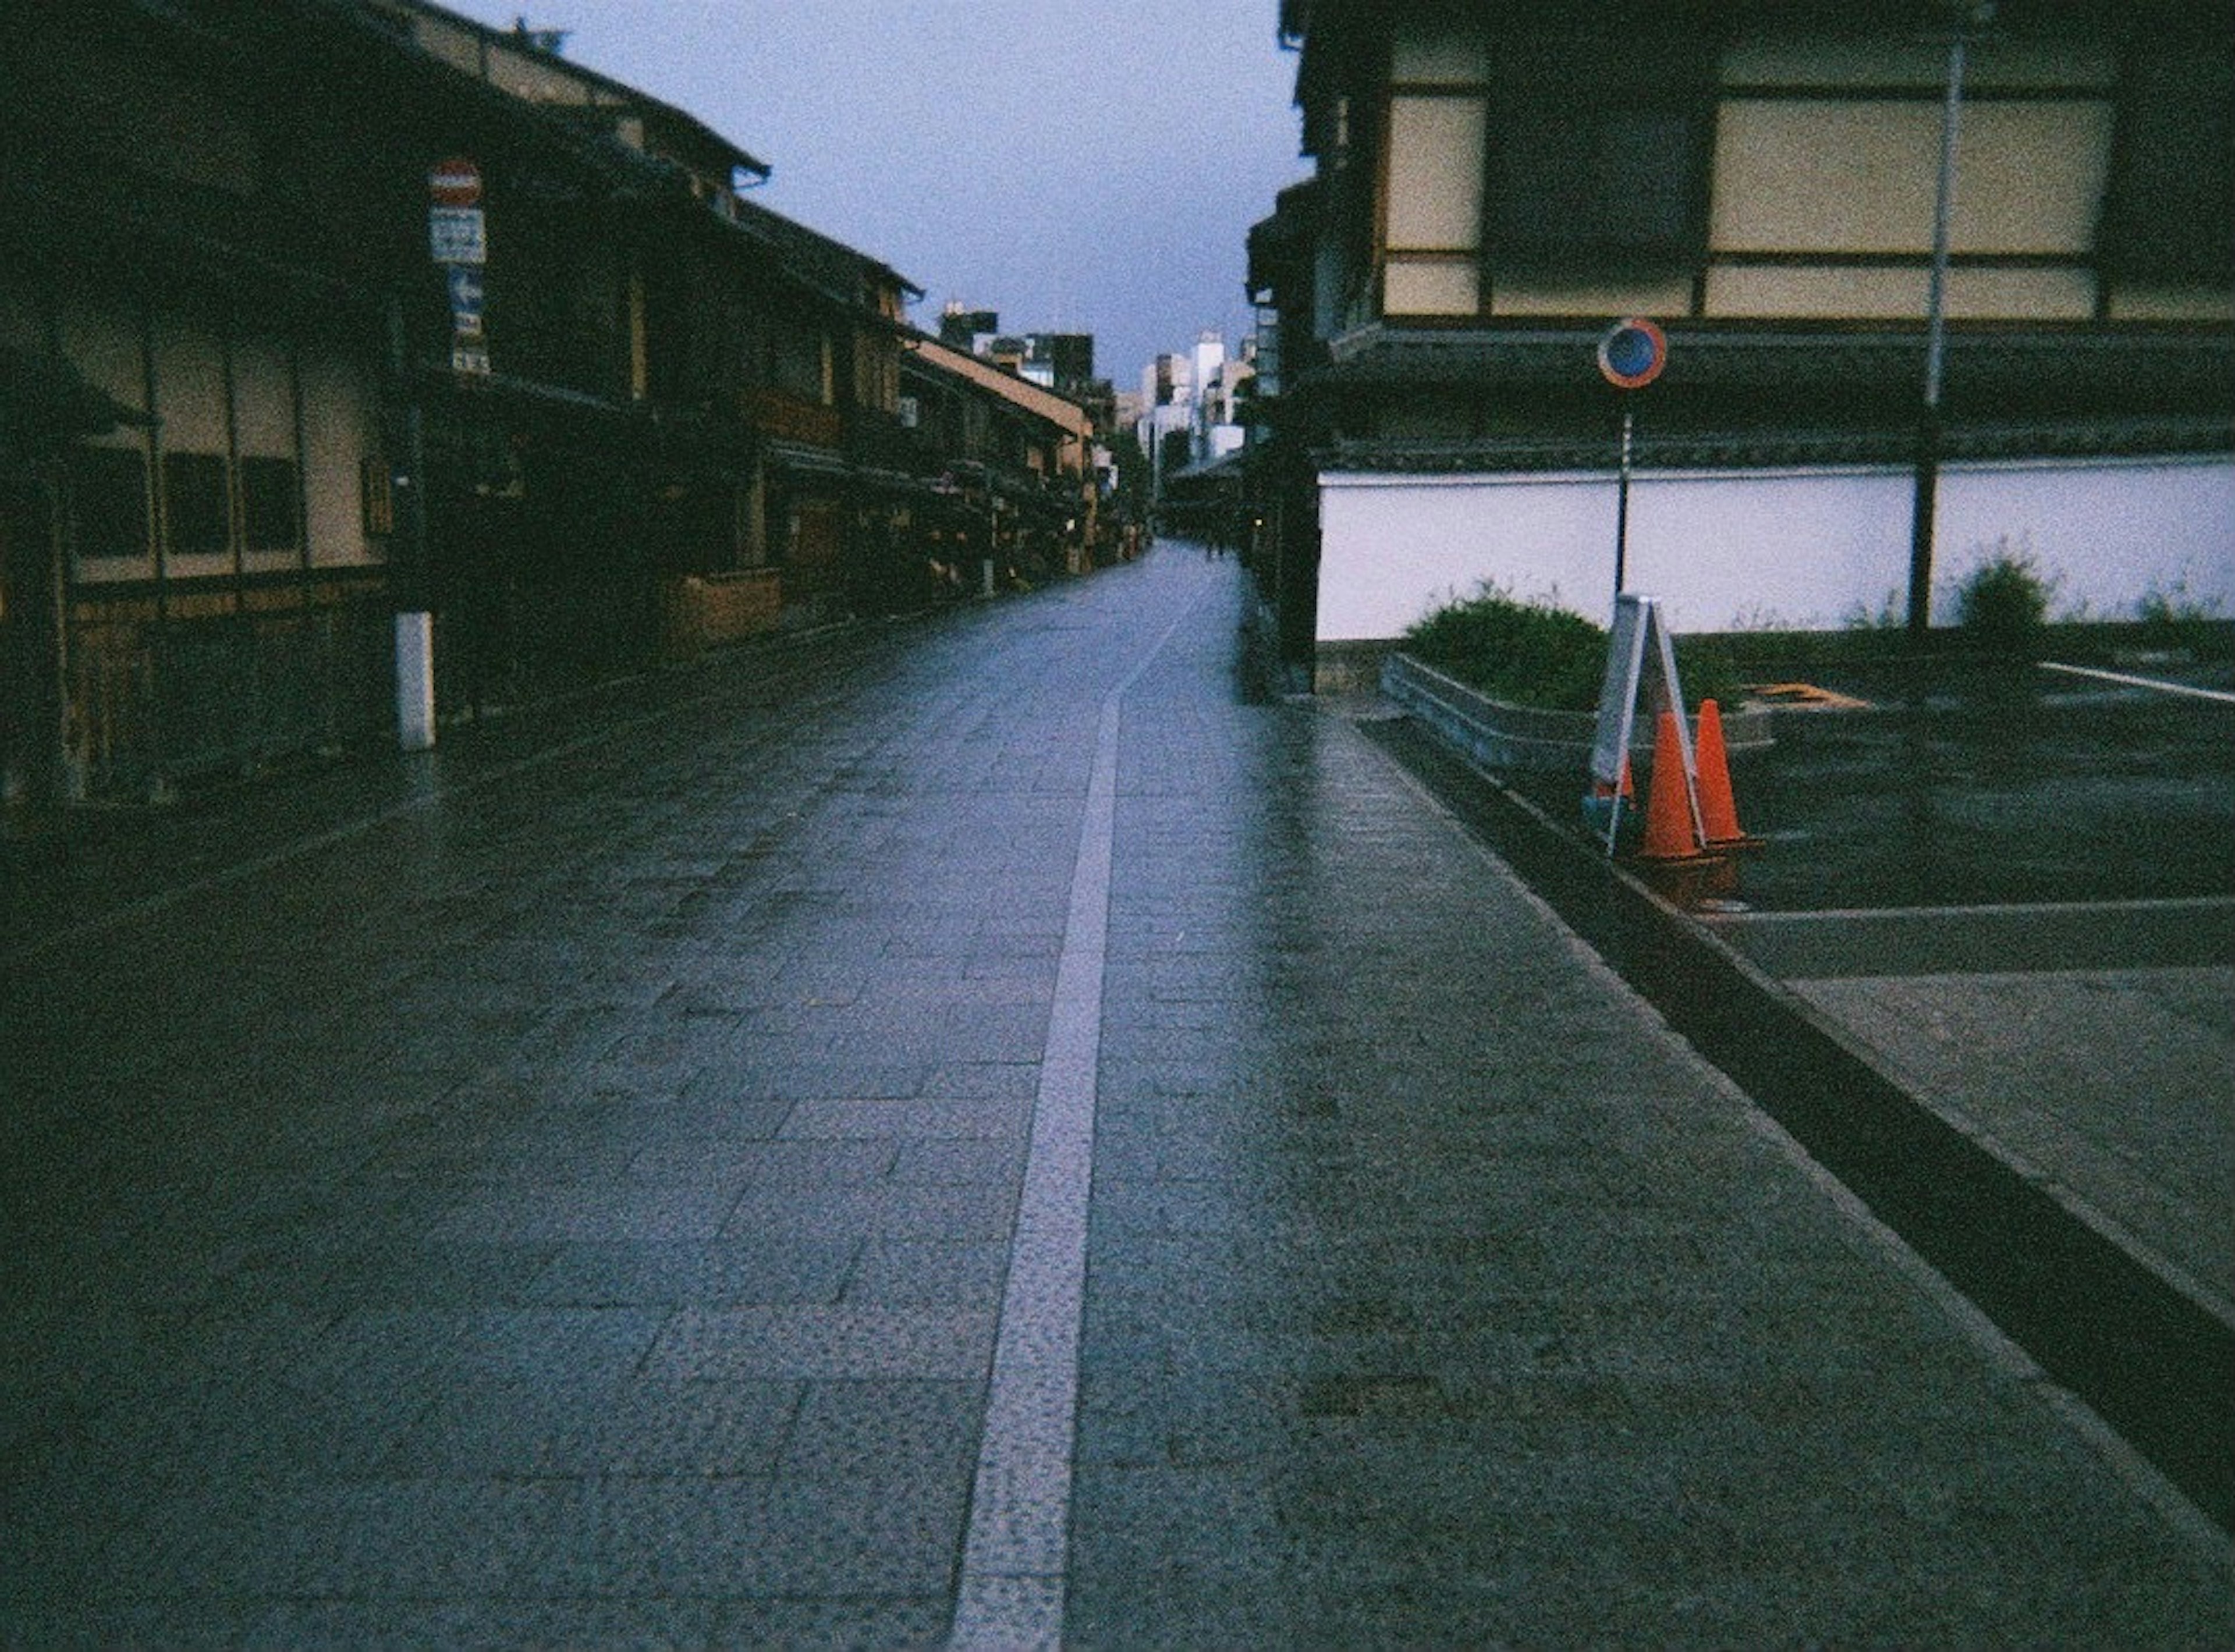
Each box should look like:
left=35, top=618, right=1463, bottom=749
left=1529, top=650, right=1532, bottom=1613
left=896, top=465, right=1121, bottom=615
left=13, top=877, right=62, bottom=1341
left=366, top=3, right=930, bottom=645
left=1251, top=0, right=2234, bottom=689
left=5, top=0, right=524, bottom=798
left=1, top=0, right=1031, bottom=809
left=902, top=337, right=1098, bottom=588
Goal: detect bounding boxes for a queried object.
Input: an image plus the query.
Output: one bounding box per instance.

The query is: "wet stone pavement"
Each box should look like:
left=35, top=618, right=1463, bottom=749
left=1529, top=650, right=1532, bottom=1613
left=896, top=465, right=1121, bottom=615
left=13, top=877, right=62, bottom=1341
left=3, top=548, right=2228, bottom=1646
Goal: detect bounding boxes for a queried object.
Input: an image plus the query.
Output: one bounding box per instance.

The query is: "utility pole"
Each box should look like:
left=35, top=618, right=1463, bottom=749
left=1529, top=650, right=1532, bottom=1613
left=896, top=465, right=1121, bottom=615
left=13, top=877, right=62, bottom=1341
left=1908, top=2, right=1991, bottom=639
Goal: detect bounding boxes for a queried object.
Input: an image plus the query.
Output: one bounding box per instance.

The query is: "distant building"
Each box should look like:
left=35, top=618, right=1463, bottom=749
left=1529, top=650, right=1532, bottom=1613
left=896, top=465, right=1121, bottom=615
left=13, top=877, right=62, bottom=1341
left=939, top=305, right=1002, bottom=353
left=1137, top=331, right=1254, bottom=495
left=1138, top=352, right=1196, bottom=496
left=1197, top=336, right=1255, bottom=463
left=1141, top=351, right=1194, bottom=416
left=1034, top=334, right=1097, bottom=392
left=903, top=335, right=1098, bottom=580
left=936, top=311, right=1093, bottom=394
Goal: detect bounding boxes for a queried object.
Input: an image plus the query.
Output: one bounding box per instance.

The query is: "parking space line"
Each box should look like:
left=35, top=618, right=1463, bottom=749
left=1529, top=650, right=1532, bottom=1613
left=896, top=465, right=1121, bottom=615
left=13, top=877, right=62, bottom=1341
left=2042, top=661, right=2235, bottom=705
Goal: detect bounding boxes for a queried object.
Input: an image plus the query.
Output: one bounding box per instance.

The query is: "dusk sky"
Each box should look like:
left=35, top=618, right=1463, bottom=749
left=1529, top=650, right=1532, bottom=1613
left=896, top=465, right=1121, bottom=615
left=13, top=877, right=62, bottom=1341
left=437, top=1, right=1310, bottom=389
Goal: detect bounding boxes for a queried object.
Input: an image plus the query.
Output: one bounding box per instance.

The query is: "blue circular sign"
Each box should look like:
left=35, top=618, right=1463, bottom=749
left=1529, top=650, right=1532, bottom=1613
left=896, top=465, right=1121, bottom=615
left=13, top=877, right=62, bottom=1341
left=1598, top=317, right=1667, bottom=390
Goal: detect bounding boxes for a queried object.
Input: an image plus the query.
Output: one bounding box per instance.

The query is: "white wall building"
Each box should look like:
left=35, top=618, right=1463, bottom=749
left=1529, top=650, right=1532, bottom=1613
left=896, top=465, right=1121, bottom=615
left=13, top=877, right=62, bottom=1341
left=1251, top=0, right=2234, bottom=688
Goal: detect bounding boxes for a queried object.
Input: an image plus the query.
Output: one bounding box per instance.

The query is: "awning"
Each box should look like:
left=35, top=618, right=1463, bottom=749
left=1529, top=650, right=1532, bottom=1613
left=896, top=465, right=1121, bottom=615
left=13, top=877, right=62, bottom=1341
left=0, top=347, right=155, bottom=469
left=765, top=440, right=852, bottom=480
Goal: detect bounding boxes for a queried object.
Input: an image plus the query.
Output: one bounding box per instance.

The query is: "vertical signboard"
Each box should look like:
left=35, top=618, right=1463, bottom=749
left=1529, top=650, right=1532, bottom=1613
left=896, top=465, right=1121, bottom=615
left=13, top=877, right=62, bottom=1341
left=428, top=158, right=489, bottom=377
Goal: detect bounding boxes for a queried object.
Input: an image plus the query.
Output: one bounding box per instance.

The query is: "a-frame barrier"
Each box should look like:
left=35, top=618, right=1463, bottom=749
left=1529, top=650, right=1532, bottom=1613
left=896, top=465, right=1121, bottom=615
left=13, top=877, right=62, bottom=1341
left=1587, top=594, right=1704, bottom=856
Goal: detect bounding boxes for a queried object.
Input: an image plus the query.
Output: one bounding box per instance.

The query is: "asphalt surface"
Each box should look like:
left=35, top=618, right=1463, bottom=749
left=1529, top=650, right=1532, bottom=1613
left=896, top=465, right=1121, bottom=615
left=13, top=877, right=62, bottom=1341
left=1690, top=673, right=2233, bottom=1320
left=3, top=547, right=2227, bottom=1646
left=1482, top=656, right=2235, bottom=1317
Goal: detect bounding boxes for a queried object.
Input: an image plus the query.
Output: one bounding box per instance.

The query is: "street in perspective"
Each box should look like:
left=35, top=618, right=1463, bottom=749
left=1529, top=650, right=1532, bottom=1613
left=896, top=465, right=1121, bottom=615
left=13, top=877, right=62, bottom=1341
left=4, top=550, right=2229, bottom=1644
left=5, top=0, right=2233, bottom=1646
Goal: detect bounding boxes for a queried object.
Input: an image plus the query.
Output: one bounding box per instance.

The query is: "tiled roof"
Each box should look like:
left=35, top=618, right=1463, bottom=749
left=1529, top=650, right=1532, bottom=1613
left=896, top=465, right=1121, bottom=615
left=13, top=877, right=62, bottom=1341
left=1312, top=415, right=2234, bottom=475
left=727, top=194, right=920, bottom=309
left=1308, top=324, right=2235, bottom=404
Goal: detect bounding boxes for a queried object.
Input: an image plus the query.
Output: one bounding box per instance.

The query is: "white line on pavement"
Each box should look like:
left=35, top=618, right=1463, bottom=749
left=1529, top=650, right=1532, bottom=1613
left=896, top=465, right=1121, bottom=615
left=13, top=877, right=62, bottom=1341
left=949, top=569, right=1208, bottom=1650
left=2041, top=660, right=2235, bottom=705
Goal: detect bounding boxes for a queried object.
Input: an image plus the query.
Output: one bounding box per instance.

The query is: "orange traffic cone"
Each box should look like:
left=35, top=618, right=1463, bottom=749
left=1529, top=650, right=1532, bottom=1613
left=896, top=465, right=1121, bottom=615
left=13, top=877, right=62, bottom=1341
left=1694, top=699, right=1761, bottom=850
left=1583, top=753, right=1634, bottom=847
left=1587, top=754, right=1634, bottom=803
left=1638, top=710, right=1707, bottom=861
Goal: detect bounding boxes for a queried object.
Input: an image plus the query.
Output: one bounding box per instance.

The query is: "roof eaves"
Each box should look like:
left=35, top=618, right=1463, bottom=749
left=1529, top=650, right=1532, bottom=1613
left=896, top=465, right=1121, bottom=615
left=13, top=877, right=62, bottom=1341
left=725, top=193, right=920, bottom=310
left=279, top=0, right=655, bottom=194
left=375, top=0, right=771, bottom=177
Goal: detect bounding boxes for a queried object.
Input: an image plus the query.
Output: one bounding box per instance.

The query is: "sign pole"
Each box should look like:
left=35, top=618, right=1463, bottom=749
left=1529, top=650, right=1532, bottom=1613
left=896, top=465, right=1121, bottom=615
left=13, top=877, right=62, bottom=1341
left=1597, top=318, right=1665, bottom=611
left=1588, top=321, right=1673, bottom=853
left=391, top=154, right=488, bottom=752
left=386, top=296, right=435, bottom=752
left=1907, top=5, right=1982, bottom=638
left=1613, top=405, right=1634, bottom=598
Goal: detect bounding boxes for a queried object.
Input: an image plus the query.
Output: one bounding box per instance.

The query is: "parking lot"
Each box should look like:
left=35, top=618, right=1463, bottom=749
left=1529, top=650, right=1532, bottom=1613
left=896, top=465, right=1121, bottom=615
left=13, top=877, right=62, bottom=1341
left=1417, top=652, right=2234, bottom=1521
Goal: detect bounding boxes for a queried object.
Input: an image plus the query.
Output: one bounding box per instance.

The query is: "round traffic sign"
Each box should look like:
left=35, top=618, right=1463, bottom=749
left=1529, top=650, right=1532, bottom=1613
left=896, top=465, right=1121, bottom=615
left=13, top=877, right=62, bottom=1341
left=1598, top=317, right=1667, bottom=390
left=428, top=157, right=483, bottom=208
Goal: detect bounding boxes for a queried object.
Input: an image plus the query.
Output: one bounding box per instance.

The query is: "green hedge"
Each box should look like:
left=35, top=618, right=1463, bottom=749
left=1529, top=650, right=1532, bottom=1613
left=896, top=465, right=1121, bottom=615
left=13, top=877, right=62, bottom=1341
left=1403, top=585, right=1741, bottom=712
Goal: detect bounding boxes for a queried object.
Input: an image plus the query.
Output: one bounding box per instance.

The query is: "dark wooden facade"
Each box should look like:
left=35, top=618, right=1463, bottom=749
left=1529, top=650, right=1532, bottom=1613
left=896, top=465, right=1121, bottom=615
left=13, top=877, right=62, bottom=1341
left=2, top=0, right=1098, bottom=811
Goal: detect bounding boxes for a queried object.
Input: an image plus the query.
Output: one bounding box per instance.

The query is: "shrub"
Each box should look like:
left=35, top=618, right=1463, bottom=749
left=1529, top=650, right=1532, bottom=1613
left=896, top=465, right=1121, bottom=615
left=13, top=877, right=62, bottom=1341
left=1954, top=543, right=2052, bottom=656
left=1403, top=585, right=1608, bottom=710
left=1404, top=584, right=1741, bottom=713
left=1843, top=589, right=1904, bottom=632
left=1677, top=638, right=1746, bottom=710
left=2135, top=578, right=2227, bottom=658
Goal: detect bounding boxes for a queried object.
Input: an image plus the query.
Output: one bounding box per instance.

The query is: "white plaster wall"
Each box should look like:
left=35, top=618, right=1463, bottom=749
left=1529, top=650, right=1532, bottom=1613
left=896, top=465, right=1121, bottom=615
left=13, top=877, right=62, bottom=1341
left=1935, top=460, right=2235, bottom=624
left=300, top=351, right=380, bottom=570
left=1318, top=456, right=2235, bottom=638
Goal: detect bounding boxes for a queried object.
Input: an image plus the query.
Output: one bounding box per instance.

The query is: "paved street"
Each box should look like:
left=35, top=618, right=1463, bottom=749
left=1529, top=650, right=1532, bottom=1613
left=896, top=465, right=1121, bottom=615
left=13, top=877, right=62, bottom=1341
left=3, top=547, right=2227, bottom=1646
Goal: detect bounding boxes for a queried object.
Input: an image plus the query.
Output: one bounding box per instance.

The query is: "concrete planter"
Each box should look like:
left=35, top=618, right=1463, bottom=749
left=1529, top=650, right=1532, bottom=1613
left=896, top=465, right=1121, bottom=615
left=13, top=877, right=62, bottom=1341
left=1382, top=652, right=1773, bottom=773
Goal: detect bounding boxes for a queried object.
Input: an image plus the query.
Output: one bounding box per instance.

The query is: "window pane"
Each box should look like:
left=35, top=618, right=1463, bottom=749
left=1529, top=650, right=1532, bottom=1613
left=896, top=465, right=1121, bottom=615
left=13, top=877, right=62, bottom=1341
left=72, top=445, right=151, bottom=560
left=773, top=323, right=828, bottom=402
left=1387, top=97, right=1487, bottom=250
left=1601, top=109, right=1700, bottom=248
left=163, top=452, right=230, bottom=557
left=1492, top=104, right=1705, bottom=265
left=1485, top=27, right=1714, bottom=271
left=1491, top=115, right=1594, bottom=244
left=360, top=456, right=395, bottom=538
left=2105, top=42, right=2234, bottom=283
left=240, top=455, right=300, bottom=553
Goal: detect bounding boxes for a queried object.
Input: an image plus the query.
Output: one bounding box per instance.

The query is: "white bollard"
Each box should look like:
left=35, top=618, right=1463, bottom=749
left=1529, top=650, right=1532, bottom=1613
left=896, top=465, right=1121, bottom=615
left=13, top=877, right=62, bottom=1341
left=395, top=611, right=435, bottom=752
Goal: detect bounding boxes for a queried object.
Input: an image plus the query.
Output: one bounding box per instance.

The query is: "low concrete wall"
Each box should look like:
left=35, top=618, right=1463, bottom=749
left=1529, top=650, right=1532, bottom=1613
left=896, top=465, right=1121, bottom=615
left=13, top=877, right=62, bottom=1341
left=1314, top=638, right=1397, bottom=695
left=1382, top=651, right=1772, bottom=773
left=1705, top=897, right=2235, bottom=979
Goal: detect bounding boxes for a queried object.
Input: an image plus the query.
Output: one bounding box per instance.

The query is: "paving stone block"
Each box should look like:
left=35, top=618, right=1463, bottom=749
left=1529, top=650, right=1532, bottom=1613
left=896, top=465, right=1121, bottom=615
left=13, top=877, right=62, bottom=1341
left=648, top=1306, right=996, bottom=1381
left=523, top=1236, right=857, bottom=1308
left=847, top=1239, right=1010, bottom=1308
left=780, top=1379, right=984, bottom=1481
